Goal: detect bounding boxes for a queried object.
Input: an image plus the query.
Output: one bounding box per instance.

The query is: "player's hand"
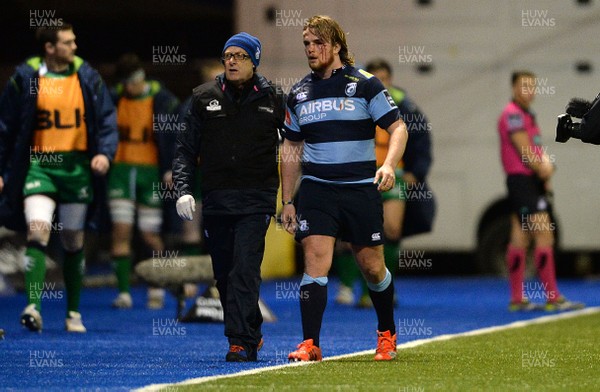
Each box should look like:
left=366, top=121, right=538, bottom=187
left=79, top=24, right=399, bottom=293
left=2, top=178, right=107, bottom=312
left=281, top=204, right=296, bottom=234
left=0, top=176, right=4, bottom=193
left=162, top=170, right=173, bottom=186
left=374, top=164, right=396, bottom=192
left=91, top=154, right=110, bottom=176
left=176, top=195, right=196, bottom=221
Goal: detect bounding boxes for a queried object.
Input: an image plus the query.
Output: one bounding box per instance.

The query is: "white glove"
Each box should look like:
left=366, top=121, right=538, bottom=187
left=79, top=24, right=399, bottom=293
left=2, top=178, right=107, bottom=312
left=176, top=195, right=196, bottom=221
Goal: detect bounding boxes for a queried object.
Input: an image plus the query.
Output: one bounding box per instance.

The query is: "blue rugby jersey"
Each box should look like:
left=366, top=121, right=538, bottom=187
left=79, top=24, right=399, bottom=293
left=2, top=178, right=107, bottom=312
left=282, top=66, right=400, bottom=184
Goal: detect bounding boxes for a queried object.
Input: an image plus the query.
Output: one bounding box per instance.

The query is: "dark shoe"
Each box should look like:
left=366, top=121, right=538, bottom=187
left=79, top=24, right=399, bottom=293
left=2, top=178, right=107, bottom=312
left=226, top=345, right=249, bottom=362
left=225, top=338, right=264, bottom=362
left=258, top=337, right=264, bottom=352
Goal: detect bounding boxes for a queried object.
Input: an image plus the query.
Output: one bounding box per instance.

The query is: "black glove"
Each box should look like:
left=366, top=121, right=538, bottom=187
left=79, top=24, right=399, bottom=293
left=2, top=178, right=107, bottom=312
left=566, top=98, right=592, bottom=118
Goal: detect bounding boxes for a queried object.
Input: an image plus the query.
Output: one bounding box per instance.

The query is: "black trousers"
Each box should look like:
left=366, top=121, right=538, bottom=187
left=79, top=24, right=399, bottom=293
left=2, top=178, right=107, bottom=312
left=202, top=213, right=271, bottom=356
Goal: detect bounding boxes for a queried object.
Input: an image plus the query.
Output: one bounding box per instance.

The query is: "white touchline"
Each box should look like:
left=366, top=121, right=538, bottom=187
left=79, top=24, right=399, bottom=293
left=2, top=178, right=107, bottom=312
left=135, top=306, right=600, bottom=392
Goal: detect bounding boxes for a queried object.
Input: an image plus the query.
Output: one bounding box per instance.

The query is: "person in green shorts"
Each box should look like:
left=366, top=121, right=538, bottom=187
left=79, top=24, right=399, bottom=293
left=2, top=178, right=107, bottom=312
left=334, top=59, right=434, bottom=308
left=108, top=53, right=179, bottom=309
left=0, top=24, right=118, bottom=332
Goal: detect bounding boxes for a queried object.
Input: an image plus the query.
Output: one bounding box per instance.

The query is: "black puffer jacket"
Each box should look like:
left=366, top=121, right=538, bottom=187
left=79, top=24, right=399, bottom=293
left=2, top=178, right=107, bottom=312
left=173, top=73, right=285, bottom=215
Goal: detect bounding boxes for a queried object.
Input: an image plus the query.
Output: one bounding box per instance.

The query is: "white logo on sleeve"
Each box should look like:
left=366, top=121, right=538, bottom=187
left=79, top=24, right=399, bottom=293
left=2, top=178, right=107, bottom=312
left=371, top=232, right=381, bottom=241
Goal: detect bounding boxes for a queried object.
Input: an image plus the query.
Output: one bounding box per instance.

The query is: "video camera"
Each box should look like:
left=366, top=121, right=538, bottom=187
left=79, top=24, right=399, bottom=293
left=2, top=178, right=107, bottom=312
left=555, top=98, right=590, bottom=143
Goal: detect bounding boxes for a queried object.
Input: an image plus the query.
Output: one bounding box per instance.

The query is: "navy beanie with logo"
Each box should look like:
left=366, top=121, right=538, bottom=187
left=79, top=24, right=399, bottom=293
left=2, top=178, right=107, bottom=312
left=222, top=32, right=262, bottom=67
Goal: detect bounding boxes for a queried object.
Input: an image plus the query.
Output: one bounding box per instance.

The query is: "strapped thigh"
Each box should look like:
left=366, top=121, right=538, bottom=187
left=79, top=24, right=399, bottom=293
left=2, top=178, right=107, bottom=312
left=24, top=194, right=56, bottom=225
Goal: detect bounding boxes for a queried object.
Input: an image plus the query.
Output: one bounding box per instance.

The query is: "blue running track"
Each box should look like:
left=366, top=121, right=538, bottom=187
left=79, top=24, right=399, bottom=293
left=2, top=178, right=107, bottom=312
left=0, top=277, right=598, bottom=391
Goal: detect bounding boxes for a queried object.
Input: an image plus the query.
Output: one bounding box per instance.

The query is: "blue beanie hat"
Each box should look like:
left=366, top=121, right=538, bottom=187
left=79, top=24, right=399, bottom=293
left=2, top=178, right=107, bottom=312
left=222, top=32, right=261, bottom=67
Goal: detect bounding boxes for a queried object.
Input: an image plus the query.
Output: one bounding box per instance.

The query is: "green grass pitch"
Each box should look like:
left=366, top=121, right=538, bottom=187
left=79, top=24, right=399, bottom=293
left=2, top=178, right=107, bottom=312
left=160, top=311, right=600, bottom=391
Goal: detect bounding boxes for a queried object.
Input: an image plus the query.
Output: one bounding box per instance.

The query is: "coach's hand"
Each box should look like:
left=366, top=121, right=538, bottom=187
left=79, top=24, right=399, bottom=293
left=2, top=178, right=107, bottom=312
left=176, top=195, right=196, bottom=221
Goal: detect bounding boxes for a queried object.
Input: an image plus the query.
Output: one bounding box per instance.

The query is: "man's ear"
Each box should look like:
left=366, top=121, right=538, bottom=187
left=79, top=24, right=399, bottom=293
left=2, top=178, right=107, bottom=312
left=44, top=42, right=55, bottom=56
left=333, top=43, right=341, bottom=55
